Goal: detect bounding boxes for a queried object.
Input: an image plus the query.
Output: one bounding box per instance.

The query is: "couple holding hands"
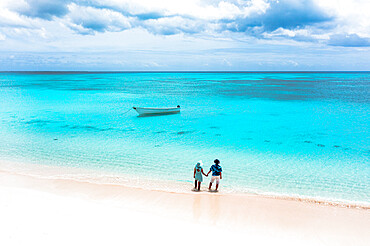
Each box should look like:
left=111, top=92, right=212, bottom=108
left=193, top=159, right=222, bottom=191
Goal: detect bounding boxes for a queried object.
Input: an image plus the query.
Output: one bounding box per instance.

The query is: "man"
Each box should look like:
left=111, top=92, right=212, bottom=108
left=207, top=159, right=222, bottom=191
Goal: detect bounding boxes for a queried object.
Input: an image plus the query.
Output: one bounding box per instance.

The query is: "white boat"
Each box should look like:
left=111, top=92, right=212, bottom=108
left=133, top=105, right=180, bottom=116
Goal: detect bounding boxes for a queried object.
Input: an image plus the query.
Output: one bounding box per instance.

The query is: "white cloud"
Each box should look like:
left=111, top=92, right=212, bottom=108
left=0, top=5, right=34, bottom=28
left=142, top=16, right=203, bottom=35
left=314, top=0, right=370, bottom=37
left=64, top=3, right=132, bottom=34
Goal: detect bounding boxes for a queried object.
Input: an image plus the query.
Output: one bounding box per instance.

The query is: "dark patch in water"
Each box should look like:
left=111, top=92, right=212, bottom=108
left=177, top=131, right=193, bottom=135
left=242, top=137, right=253, bottom=140
left=201, top=132, right=206, bottom=134
left=25, top=119, right=55, bottom=125
left=61, top=124, right=113, bottom=132
left=304, top=140, right=312, bottom=143
left=155, top=145, right=161, bottom=147
left=209, top=126, right=219, bottom=129
left=53, top=138, right=58, bottom=141
left=317, top=144, right=325, bottom=147
left=215, top=134, right=221, bottom=136
left=155, top=131, right=166, bottom=134
left=264, top=140, right=271, bottom=142
left=70, top=88, right=100, bottom=91
left=73, top=126, right=98, bottom=130
left=333, top=145, right=341, bottom=148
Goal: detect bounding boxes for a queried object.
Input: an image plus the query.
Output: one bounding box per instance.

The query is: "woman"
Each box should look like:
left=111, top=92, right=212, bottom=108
left=193, top=160, right=208, bottom=191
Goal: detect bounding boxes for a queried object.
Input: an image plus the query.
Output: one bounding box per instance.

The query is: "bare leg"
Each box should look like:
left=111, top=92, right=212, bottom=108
left=209, top=182, right=212, bottom=190
left=215, top=183, right=219, bottom=191
left=194, top=180, right=198, bottom=189
left=198, top=182, right=201, bottom=191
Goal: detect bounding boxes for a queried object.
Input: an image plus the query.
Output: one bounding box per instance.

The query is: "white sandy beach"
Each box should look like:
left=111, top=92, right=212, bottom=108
left=0, top=163, right=369, bottom=246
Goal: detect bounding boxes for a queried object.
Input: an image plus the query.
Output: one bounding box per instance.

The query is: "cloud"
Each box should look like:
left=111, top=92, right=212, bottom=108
left=0, top=5, right=34, bottom=28
left=14, top=0, right=71, bottom=20
left=219, top=0, right=332, bottom=35
left=328, top=33, right=370, bottom=47
left=260, top=0, right=332, bottom=30
left=65, top=3, right=132, bottom=34
left=0, top=0, right=336, bottom=38
left=0, top=0, right=369, bottom=54
left=142, top=16, right=204, bottom=35
left=135, top=12, right=168, bottom=21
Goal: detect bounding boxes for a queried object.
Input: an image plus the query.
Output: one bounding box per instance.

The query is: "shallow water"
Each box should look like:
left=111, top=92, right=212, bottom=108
left=0, top=72, right=369, bottom=204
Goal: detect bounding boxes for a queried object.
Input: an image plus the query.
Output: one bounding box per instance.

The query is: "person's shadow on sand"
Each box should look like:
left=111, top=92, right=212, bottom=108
left=190, top=188, right=219, bottom=193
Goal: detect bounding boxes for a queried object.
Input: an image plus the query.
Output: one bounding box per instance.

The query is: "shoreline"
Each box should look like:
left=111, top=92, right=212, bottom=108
left=1, top=164, right=370, bottom=245
left=0, top=160, right=369, bottom=210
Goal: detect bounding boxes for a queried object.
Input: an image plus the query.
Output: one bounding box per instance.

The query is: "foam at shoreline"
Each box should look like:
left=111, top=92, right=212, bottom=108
left=1, top=160, right=368, bottom=210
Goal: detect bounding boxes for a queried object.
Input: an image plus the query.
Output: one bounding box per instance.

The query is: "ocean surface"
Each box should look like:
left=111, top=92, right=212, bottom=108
left=0, top=72, right=369, bottom=205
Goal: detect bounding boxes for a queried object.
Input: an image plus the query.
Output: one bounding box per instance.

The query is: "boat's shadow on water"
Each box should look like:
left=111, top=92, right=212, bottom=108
left=137, top=112, right=180, bottom=118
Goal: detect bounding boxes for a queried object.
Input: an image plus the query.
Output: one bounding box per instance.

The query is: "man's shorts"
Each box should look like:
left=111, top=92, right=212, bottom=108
left=210, top=176, right=220, bottom=184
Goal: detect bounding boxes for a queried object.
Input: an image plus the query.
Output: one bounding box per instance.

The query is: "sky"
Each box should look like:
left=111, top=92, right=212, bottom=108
left=0, top=0, right=369, bottom=71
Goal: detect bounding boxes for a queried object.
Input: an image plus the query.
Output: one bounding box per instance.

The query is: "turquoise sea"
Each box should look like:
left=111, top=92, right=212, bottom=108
left=0, top=72, right=369, bottom=205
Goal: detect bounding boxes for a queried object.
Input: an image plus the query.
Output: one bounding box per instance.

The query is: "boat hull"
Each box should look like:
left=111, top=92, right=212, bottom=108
left=133, top=107, right=180, bottom=116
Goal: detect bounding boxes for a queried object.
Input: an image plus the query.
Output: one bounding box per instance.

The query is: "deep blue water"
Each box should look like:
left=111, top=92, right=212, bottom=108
left=0, top=72, right=369, bottom=204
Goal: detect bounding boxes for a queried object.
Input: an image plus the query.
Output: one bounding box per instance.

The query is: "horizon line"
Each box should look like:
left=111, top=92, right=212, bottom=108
left=1, top=71, right=370, bottom=73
